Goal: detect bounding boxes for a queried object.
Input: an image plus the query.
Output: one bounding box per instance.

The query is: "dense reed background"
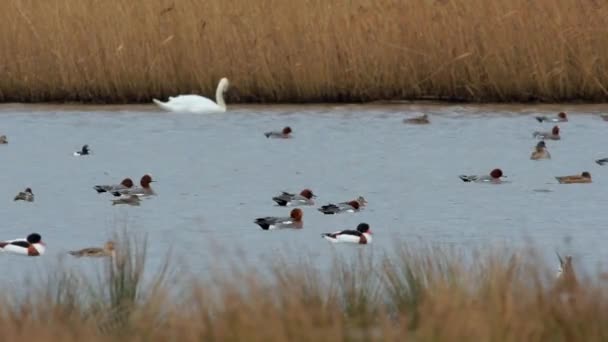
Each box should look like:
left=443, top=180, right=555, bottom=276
left=1, top=235, right=606, bottom=341
left=1, top=0, right=608, bottom=103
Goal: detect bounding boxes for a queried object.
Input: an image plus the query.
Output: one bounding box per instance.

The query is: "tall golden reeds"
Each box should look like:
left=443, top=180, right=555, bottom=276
left=0, top=237, right=606, bottom=341
left=1, top=0, right=607, bottom=103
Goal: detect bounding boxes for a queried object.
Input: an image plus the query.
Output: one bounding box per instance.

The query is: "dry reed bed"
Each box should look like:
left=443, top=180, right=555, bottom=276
left=0, top=236, right=606, bottom=341
left=1, top=0, right=608, bottom=103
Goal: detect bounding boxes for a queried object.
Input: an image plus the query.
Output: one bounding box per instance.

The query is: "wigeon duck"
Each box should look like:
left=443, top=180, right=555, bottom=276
left=73, top=144, right=90, bottom=156
left=535, top=112, right=568, bottom=123
left=69, top=241, right=115, bottom=257
left=318, top=196, right=367, bottom=215
left=112, top=174, right=155, bottom=197
left=0, top=233, right=45, bottom=256
left=14, top=188, right=34, bottom=202
left=403, top=114, right=430, bottom=124
left=533, top=126, right=560, bottom=140
left=272, top=189, right=316, bottom=206
left=254, top=208, right=303, bottom=230
left=0, top=135, right=7, bottom=144
left=264, top=126, right=292, bottom=139
left=322, top=223, right=372, bottom=244
left=555, top=172, right=591, bottom=184
left=94, top=178, right=134, bottom=194
left=111, top=194, right=141, bottom=206
left=459, top=168, right=505, bottom=183
left=600, top=114, right=608, bottom=121
left=596, top=158, right=608, bottom=166
left=530, top=141, right=551, bottom=160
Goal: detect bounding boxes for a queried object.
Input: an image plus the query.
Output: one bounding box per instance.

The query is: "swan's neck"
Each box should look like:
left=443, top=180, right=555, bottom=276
left=215, top=83, right=226, bottom=111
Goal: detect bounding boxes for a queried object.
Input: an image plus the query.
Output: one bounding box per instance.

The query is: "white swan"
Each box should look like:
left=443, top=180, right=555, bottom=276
left=153, top=77, right=230, bottom=114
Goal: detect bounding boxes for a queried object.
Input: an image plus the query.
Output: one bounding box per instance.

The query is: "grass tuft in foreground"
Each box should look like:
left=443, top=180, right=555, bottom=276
left=0, top=238, right=606, bottom=341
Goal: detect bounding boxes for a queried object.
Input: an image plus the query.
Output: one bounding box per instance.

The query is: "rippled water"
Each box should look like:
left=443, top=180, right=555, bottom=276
left=0, top=103, right=607, bottom=283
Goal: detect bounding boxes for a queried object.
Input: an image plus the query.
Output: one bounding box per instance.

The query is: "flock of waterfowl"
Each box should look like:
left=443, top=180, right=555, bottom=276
left=1, top=78, right=606, bottom=262
left=403, top=110, right=605, bottom=184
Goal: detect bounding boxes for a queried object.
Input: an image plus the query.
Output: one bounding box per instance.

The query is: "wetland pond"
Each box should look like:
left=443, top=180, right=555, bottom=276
left=0, top=103, right=607, bottom=285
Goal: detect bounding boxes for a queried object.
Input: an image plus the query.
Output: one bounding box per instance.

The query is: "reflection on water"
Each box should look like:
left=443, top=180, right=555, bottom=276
left=0, top=103, right=607, bottom=284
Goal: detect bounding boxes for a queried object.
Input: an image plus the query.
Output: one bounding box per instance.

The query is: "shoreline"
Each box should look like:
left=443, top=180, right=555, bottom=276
left=0, top=101, right=607, bottom=114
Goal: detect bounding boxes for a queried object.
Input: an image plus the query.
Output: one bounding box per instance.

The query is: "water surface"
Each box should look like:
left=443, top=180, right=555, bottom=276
left=0, top=103, right=607, bottom=284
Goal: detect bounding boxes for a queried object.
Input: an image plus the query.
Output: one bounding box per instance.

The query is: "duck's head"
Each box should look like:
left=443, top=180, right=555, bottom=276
left=290, top=208, right=303, bottom=221
left=552, top=126, right=560, bottom=135
left=581, top=171, right=591, bottom=178
left=536, top=140, right=547, bottom=149
left=356, top=223, right=371, bottom=234
left=25, top=188, right=33, bottom=194
left=141, top=174, right=154, bottom=187
left=300, top=189, right=316, bottom=199
left=121, top=178, right=134, bottom=188
left=490, top=168, right=504, bottom=179
left=26, top=233, right=42, bottom=244
left=356, top=196, right=367, bottom=206
left=558, top=112, right=567, bottom=119
left=282, top=126, right=292, bottom=135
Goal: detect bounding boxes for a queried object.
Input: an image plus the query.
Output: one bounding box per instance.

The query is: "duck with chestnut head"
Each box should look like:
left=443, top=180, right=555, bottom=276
left=533, top=125, right=560, bottom=140
left=272, top=189, right=316, bottom=206
left=535, top=112, right=568, bottom=123
left=264, top=126, right=293, bottom=139
left=112, top=174, right=155, bottom=197
left=254, top=208, right=303, bottom=230
left=459, top=168, right=505, bottom=183
left=318, top=196, right=367, bottom=215
left=94, top=178, right=134, bottom=194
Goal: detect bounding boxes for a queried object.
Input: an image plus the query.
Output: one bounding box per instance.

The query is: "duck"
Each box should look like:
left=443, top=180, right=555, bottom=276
left=153, top=77, right=230, bottom=114
left=0, top=135, right=7, bottom=144
left=254, top=208, right=303, bottom=230
left=112, top=174, right=155, bottom=197
left=322, top=223, right=372, bottom=244
left=272, top=189, right=316, bottom=206
left=0, top=233, right=45, bottom=256
left=264, top=126, right=292, bottom=139
left=403, top=114, right=430, bottom=124
left=530, top=141, right=551, bottom=160
left=535, top=112, right=568, bottom=123
left=600, top=114, right=608, bottom=121
left=111, top=194, right=141, bottom=206
left=596, top=158, right=608, bottom=166
left=555, top=172, right=591, bottom=184
left=533, top=126, right=560, bottom=140
left=69, top=241, right=115, bottom=257
left=94, top=178, right=134, bottom=194
left=73, top=144, right=90, bottom=156
left=459, top=168, right=505, bottom=183
left=318, top=196, right=367, bottom=215
left=14, top=188, right=34, bottom=202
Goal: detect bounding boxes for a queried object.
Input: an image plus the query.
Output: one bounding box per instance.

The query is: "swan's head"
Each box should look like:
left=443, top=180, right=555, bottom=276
left=219, top=78, right=230, bottom=93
